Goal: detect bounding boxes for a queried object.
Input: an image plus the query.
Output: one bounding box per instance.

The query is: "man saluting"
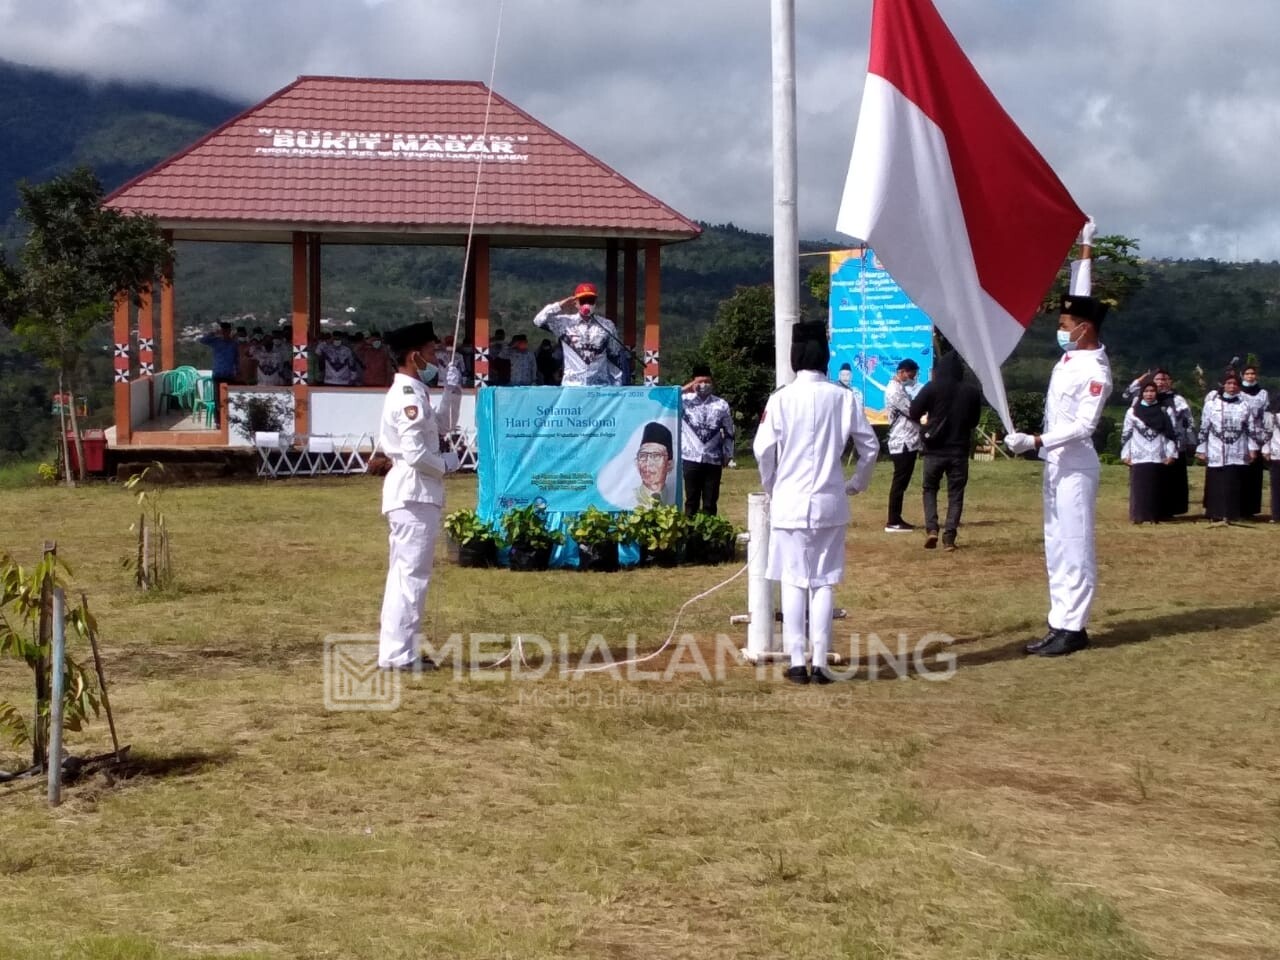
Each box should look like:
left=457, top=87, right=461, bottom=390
left=533, top=282, right=625, bottom=386
left=377, top=322, right=460, bottom=671
left=1005, top=296, right=1113, bottom=657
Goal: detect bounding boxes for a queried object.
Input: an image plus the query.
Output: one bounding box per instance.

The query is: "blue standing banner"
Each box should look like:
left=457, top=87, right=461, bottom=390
left=828, top=248, right=935, bottom=424
left=475, top=386, right=682, bottom=566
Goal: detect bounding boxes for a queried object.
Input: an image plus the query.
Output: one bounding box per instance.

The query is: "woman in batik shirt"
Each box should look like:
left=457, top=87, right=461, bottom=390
left=1196, top=369, right=1261, bottom=524
left=1121, top=381, right=1177, bottom=523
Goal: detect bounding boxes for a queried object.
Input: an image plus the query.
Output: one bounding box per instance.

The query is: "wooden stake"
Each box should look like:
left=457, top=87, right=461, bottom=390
left=80, top=592, right=121, bottom=762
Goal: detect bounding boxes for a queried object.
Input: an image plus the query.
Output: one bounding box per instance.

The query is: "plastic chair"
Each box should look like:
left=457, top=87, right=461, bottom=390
left=192, top=376, right=217, bottom=427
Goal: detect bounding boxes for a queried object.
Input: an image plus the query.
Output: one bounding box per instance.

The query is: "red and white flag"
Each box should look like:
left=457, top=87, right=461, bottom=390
left=836, top=0, right=1086, bottom=430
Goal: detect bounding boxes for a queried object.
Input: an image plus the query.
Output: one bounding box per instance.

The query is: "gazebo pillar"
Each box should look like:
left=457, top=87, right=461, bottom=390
left=137, top=285, right=155, bottom=380
left=472, top=236, right=491, bottom=385
left=112, top=293, right=132, bottom=445
left=307, top=233, right=322, bottom=344
left=291, top=232, right=310, bottom=433
left=643, top=241, right=661, bottom=385
left=623, top=239, right=638, bottom=350
left=159, top=250, right=176, bottom=371
left=605, top=239, right=619, bottom=324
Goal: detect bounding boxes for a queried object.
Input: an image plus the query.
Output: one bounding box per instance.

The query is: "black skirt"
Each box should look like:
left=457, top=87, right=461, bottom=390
left=1241, top=457, right=1265, bottom=517
left=1161, top=457, right=1189, bottom=517
left=1129, top=463, right=1165, bottom=522
left=1204, top=464, right=1246, bottom=521
left=1271, top=461, right=1280, bottom=523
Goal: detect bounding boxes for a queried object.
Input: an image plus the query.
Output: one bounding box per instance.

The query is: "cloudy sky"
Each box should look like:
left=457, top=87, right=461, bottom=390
left=2, top=0, right=1279, bottom=261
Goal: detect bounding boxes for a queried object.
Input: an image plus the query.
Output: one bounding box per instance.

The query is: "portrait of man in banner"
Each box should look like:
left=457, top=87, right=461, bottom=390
left=596, top=419, right=679, bottom=509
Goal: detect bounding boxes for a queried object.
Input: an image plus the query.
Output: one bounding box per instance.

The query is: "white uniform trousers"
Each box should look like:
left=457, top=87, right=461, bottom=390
left=1043, top=462, right=1099, bottom=631
left=378, top=501, right=441, bottom=667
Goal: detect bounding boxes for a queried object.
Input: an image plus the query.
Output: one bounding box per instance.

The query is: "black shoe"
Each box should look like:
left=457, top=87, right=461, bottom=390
left=1024, top=628, right=1062, bottom=655
left=784, top=665, right=811, bottom=685
left=924, top=531, right=939, bottom=550
left=381, top=656, right=438, bottom=673
left=1035, top=629, right=1089, bottom=657
left=884, top=522, right=916, bottom=533
left=810, top=664, right=835, bottom=685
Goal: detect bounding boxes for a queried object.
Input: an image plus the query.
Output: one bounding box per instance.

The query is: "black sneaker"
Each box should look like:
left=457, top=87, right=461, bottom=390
left=784, top=665, right=811, bottom=685
left=810, top=664, right=835, bottom=685
left=884, top=522, right=916, bottom=533
left=924, top=531, right=939, bottom=549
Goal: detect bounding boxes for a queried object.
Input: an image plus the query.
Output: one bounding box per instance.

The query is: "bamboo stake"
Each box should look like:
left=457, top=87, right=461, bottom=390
left=80, top=592, right=121, bottom=762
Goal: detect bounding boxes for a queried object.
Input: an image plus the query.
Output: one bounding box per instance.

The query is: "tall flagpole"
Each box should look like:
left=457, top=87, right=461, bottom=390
left=771, top=0, right=798, bottom=387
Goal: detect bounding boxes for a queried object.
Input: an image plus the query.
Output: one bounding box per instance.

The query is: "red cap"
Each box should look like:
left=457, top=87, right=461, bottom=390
left=574, top=282, right=598, bottom=300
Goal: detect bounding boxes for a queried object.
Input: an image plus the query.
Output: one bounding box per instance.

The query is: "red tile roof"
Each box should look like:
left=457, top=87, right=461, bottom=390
left=105, top=76, right=700, bottom=244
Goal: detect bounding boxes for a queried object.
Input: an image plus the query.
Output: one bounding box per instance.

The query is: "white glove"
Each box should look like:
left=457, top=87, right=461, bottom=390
left=845, top=476, right=867, bottom=496
left=1080, top=217, right=1097, bottom=246
left=442, top=451, right=460, bottom=473
left=1005, top=432, right=1036, bottom=455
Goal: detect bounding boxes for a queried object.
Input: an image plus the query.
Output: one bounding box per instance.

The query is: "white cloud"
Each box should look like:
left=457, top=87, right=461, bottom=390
left=2, top=0, right=1278, bottom=259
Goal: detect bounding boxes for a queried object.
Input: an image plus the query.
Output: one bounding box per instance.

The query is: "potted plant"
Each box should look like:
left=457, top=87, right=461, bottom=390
left=501, top=504, right=564, bottom=571
left=443, top=509, right=503, bottom=568
left=685, top=513, right=737, bottom=565
left=570, top=505, right=621, bottom=573
left=621, top=499, right=687, bottom=567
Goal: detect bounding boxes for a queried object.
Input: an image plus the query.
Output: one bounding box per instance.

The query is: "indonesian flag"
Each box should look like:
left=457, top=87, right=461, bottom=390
left=836, top=0, right=1086, bottom=430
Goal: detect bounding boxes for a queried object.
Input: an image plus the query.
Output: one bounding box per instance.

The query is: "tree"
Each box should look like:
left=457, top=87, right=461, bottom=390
left=1040, top=234, right=1145, bottom=313
left=6, top=167, right=173, bottom=482
left=699, top=285, right=778, bottom=439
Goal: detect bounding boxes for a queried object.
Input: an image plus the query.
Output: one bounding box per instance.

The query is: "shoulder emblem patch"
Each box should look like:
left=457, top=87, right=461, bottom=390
left=402, top=385, right=416, bottom=394
left=1089, top=381, right=1103, bottom=397
left=404, top=405, right=419, bottom=420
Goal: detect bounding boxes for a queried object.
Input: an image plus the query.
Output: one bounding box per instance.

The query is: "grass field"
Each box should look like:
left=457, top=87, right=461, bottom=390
left=1, top=461, right=1278, bottom=960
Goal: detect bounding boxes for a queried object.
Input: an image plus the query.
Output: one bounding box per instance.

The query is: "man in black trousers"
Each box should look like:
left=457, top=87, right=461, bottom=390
left=909, top=352, right=983, bottom=551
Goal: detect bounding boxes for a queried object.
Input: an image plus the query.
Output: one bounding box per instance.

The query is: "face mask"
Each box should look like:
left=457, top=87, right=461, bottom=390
left=417, top=363, right=439, bottom=383
left=695, top=383, right=713, bottom=398
left=1140, top=399, right=1155, bottom=407
left=1243, top=378, right=1257, bottom=386
left=237, top=336, right=248, bottom=343
left=1056, top=329, right=1078, bottom=352
left=579, top=303, right=595, bottom=318
left=371, top=340, right=382, bottom=348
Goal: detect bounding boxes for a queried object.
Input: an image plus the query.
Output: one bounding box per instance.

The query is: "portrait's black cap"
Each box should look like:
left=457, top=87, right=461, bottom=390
left=790, top=321, right=829, bottom=374
left=897, top=358, right=919, bottom=373
left=385, top=322, right=438, bottom=353
left=1060, top=295, right=1108, bottom=326
left=839, top=362, right=852, bottom=372
left=692, top=362, right=712, bottom=378
left=640, top=421, right=673, bottom=456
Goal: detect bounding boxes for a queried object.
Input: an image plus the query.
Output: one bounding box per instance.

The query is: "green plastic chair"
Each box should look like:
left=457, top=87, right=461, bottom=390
left=158, top=366, right=199, bottom=414
left=192, top=376, right=217, bottom=427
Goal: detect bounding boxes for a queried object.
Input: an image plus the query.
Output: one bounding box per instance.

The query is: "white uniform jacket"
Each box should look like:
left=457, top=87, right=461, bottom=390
left=753, top=370, right=879, bottom=529
left=380, top=373, right=456, bottom=514
left=1038, top=347, right=1113, bottom=468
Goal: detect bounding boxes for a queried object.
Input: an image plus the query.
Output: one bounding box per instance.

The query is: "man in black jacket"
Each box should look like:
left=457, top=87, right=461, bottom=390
left=908, top=352, right=983, bottom=550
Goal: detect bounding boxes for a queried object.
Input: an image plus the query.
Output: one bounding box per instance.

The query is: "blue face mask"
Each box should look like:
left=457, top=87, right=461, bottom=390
left=1056, top=329, right=1078, bottom=352
left=1140, top=399, right=1155, bottom=406
left=417, top=363, right=439, bottom=384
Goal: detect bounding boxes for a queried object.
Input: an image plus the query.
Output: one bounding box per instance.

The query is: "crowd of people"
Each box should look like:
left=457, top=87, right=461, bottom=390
left=1118, top=363, right=1277, bottom=525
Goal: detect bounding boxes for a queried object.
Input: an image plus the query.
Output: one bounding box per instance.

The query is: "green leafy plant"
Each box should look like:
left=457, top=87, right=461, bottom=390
left=686, top=512, right=736, bottom=563
left=228, top=393, right=293, bottom=442
left=501, top=504, right=564, bottom=551
left=443, top=509, right=503, bottom=547
left=0, top=550, right=102, bottom=765
left=36, top=462, right=58, bottom=484
left=621, top=500, right=688, bottom=554
left=569, top=505, right=621, bottom=547
left=121, top=463, right=173, bottom=591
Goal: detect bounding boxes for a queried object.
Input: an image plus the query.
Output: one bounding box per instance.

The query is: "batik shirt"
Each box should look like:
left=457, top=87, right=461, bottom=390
left=252, top=343, right=288, bottom=386
left=680, top=390, right=735, bottom=466
left=533, top=303, right=624, bottom=386
left=1120, top=407, right=1177, bottom=464
left=1196, top=394, right=1261, bottom=467
left=884, top=378, right=922, bottom=454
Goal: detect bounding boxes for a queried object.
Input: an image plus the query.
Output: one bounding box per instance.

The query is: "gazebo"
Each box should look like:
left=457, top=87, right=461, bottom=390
left=104, top=75, right=701, bottom=451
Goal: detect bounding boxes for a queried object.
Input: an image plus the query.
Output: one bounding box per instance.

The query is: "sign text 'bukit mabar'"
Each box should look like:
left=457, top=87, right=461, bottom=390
left=255, top=128, right=531, bottom=161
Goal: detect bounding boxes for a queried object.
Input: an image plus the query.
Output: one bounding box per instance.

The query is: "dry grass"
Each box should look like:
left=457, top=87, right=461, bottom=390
left=0, top=461, right=1278, bottom=959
